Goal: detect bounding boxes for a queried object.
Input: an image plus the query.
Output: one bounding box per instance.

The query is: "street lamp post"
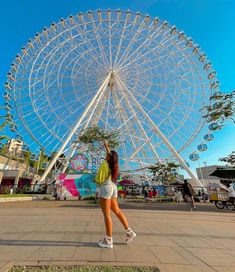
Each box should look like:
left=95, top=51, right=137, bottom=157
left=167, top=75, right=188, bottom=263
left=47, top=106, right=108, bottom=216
left=197, top=160, right=205, bottom=189
left=203, top=161, right=209, bottom=186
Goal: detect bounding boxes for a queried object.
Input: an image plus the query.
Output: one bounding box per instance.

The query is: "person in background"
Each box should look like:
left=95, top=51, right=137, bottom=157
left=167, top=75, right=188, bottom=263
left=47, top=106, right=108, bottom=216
left=175, top=190, right=183, bottom=203
left=148, top=189, right=153, bottom=199
left=153, top=187, right=156, bottom=198
left=225, top=182, right=235, bottom=205
left=95, top=140, right=136, bottom=248
left=144, top=187, right=148, bottom=202
left=182, top=179, right=196, bottom=209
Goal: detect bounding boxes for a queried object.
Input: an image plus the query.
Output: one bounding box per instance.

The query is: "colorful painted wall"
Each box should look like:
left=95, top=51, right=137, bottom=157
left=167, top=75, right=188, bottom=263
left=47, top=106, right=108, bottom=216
left=56, top=173, right=97, bottom=198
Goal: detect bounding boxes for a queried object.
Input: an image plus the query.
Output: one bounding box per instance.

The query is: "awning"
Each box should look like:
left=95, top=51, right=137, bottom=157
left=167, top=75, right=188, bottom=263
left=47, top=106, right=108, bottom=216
left=210, top=167, right=235, bottom=179
left=119, top=179, right=136, bottom=185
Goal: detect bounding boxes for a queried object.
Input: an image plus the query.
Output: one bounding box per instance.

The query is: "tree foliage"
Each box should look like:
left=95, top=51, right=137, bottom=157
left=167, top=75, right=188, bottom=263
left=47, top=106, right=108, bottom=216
left=219, top=151, right=235, bottom=166
left=148, top=162, right=179, bottom=185
left=0, top=120, right=10, bottom=145
left=202, top=90, right=235, bottom=125
left=77, top=126, right=120, bottom=152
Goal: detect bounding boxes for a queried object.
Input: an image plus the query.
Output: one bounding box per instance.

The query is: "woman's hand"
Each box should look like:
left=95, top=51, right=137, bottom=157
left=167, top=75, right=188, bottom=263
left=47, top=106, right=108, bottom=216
left=104, top=140, right=110, bottom=153
left=104, top=139, right=108, bottom=147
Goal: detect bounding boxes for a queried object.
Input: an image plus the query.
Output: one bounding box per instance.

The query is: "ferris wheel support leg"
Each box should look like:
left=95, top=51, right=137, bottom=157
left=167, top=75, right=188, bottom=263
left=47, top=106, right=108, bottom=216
left=61, top=83, right=110, bottom=173
left=61, top=144, right=78, bottom=173
left=115, top=78, right=161, bottom=164
left=39, top=72, right=112, bottom=182
left=112, top=90, right=144, bottom=168
left=115, top=74, right=203, bottom=187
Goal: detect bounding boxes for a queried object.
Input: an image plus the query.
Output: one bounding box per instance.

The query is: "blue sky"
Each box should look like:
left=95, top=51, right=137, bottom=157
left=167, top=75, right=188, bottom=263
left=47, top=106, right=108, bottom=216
left=0, top=0, right=234, bottom=170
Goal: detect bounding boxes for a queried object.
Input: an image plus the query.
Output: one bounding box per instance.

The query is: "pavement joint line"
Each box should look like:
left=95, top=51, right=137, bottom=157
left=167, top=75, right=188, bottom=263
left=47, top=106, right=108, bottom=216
left=174, top=245, right=218, bottom=271
left=164, top=234, right=218, bottom=271
left=147, top=246, right=161, bottom=263
left=22, top=260, right=160, bottom=264
left=1, top=231, right=235, bottom=240
left=0, top=261, right=12, bottom=272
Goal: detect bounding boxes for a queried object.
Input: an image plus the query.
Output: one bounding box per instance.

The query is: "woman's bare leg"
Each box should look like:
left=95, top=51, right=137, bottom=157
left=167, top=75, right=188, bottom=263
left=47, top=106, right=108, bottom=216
left=111, top=198, right=129, bottom=230
left=100, top=198, right=112, bottom=237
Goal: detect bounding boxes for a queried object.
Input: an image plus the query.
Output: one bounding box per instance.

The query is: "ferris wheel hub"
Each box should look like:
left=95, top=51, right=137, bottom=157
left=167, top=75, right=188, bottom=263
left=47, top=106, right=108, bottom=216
left=108, top=71, right=116, bottom=90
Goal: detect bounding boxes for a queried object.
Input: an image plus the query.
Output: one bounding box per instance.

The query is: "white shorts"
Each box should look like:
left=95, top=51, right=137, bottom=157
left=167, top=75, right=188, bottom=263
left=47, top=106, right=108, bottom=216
left=99, top=181, right=118, bottom=199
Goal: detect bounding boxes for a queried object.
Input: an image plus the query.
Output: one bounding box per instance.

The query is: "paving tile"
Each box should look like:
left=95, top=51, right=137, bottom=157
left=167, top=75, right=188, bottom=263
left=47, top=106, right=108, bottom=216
left=114, top=245, right=158, bottom=263
left=0, top=262, right=9, bottom=269
left=73, top=247, right=102, bottom=262
left=205, top=238, right=235, bottom=250
left=29, top=246, right=64, bottom=261
left=187, top=248, right=235, bottom=266
left=134, top=235, right=177, bottom=246
left=101, top=248, right=116, bottom=262
left=213, top=266, right=235, bottom=272
left=61, top=233, right=83, bottom=242
left=149, top=246, right=190, bottom=264
left=171, top=237, right=212, bottom=248
left=0, top=246, right=39, bottom=262
left=172, top=246, right=206, bottom=265
left=161, top=264, right=216, bottom=272
left=0, top=201, right=235, bottom=270
left=0, top=262, right=12, bottom=272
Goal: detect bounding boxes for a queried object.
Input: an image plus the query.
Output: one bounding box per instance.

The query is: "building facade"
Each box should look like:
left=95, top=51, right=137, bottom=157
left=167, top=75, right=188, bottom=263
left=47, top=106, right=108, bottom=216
left=196, top=165, right=221, bottom=187
left=0, top=155, right=40, bottom=188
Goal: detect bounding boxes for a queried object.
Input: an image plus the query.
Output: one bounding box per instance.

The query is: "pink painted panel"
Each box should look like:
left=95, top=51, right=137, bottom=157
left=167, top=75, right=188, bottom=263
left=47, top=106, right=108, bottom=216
left=62, top=179, right=79, bottom=196
left=58, top=173, right=67, bottom=180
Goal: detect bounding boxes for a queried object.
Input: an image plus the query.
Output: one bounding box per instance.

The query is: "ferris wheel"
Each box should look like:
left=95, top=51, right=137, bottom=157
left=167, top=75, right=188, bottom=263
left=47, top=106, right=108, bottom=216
left=4, top=9, right=220, bottom=184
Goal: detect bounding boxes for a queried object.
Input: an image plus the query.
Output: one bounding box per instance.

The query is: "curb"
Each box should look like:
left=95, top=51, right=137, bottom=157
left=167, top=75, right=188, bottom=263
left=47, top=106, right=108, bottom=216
left=0, top=197, right=33, bottom=202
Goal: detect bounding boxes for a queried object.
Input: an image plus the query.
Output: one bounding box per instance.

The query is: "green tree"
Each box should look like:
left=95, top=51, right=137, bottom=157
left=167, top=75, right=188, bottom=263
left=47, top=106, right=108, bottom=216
left=202, top=90, right=235, bottom=125
left=148, top=162, right=179, bottom=185
left=77, top=126, right=120, bottom=152
left=0, top=120, right=10, bottom=145
left=219, top=151, right=235, bottom=166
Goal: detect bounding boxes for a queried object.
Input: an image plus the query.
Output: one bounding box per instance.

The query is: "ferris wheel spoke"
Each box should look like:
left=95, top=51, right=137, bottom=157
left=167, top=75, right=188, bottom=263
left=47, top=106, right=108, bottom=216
left=115, top=73, right=202, bottom=185
left=119, top=26, right=177, bottom=72
left=87, top=18, right=110, bottom=69
left=115, top=17, right=169, bottom=70
left=90, top=92, right=110, bottom=127
left=113, top=90, right=145, bottom=168
left=123, top=78, right=199, bottom=129
left=114, top=15, right=148, bottom=70
left=115, top=75, right=161, bottom=163
left=117, top=32, right=185, bottom=73
left=112, top=14, right=132, bottom=68
left=108, top=12, right=113, bottom=68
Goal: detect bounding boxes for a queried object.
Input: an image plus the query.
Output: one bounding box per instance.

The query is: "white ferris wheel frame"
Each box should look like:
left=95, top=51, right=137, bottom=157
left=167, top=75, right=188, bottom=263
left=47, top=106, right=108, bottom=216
left=5, top=10, right=220, bottom=187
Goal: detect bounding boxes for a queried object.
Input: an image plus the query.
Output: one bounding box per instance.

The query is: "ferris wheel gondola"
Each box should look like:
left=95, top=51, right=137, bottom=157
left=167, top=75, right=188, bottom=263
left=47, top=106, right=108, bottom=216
left=204, top=133, right=214, bottom=141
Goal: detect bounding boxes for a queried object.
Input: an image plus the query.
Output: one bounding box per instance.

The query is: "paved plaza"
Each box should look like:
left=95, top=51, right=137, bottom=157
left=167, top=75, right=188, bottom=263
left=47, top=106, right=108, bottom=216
left=0, top=200, right=234, bottom=272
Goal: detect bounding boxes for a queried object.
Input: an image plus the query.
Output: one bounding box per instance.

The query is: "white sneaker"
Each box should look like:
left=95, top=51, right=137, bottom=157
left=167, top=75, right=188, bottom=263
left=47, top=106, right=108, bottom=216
left=98, top=236, right=113, bottom=248
left=125, top=228, right=136, bottom=244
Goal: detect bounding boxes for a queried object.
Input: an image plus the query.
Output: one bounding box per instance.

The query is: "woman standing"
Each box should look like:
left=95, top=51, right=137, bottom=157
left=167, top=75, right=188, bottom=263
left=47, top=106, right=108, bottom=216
left=95, top=140, right=136, bottom=248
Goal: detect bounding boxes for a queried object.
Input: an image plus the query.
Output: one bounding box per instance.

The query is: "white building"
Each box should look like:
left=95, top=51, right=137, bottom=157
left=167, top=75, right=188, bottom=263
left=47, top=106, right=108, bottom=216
left=7, top=139, right=23, bottom=155
left=196, top=165, right=221, bottom=187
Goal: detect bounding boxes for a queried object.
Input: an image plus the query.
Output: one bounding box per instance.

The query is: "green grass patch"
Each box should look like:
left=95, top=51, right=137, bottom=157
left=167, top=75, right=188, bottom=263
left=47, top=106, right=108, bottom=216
left=0, top=194, right=32, bottom=198
left=10, top=265, right=159, bottom=272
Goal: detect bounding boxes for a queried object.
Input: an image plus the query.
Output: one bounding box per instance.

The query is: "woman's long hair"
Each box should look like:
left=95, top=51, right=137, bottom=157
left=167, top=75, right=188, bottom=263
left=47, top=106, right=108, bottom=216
left=107, top=150, right=119, bottom=182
